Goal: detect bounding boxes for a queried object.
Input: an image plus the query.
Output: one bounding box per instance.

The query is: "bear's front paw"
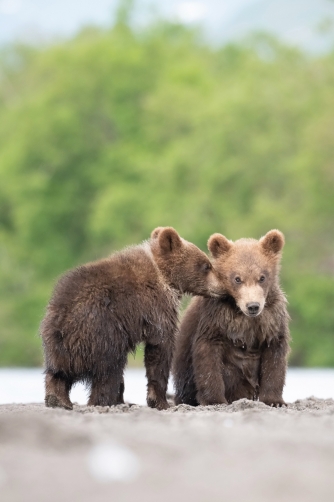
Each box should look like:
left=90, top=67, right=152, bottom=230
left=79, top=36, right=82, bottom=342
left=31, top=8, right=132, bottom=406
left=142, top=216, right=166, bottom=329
left=147, top=397, right=169, bottom=410
left=198, top=395, right=228, bottom=406
left=45, top=394, right=73, bottom=410
left=259, top=396, right=286, bottom=408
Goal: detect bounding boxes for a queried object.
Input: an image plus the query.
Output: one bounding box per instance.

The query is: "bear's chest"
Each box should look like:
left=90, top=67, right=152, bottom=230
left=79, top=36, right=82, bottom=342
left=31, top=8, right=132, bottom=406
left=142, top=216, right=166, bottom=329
left=217, top=305, right=280, bottom=348
left=222, top=334, right=264, bottom=367
left=221, top=335, right=264, bottom=394
left=217, top=311, right=280, bottom=392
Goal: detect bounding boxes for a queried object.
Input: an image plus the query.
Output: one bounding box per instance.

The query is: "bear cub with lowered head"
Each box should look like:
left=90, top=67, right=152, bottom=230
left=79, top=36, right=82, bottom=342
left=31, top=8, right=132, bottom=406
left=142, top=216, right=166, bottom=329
left=173, top=230, right=290, bottom=407
left=41, top=227, right=224, bottom=411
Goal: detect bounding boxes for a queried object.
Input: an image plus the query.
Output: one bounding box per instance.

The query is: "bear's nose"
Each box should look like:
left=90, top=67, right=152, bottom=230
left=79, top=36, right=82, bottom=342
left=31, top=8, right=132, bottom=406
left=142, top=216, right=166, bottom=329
left=247, top=302, right=260, bottom=315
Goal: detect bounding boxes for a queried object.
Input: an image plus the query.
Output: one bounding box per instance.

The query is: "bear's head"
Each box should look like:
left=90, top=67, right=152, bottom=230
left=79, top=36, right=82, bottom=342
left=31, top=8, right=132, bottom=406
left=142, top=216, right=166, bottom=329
left=150, top=227, right=224, bottom=297
left=208, top=230, right=285, bottom=317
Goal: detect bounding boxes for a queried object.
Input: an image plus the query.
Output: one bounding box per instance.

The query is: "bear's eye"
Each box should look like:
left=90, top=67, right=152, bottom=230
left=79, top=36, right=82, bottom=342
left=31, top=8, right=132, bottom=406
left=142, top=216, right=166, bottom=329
left=235, top=277, right=242, bottom=284
left=259, top=275, right=266, bottom=283
left=202, top=262, right=212, bottom=272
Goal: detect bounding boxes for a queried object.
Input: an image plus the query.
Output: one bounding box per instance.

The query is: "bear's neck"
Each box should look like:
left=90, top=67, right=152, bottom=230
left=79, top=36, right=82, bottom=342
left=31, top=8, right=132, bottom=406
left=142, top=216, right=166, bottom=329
left=215, top=283, right=286, bottom=346
left=145, top=243, right=183, bottom=300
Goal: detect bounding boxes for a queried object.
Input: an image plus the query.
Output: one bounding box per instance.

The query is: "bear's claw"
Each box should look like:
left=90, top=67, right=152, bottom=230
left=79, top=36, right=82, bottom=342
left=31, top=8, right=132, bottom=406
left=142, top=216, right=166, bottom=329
left=45, top=394, right=73, bottom=410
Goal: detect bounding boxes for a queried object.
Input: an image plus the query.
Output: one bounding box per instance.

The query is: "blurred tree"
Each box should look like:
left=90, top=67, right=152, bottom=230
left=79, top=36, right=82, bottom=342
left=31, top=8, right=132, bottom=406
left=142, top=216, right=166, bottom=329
left=0, top=21, right=333, bottom=366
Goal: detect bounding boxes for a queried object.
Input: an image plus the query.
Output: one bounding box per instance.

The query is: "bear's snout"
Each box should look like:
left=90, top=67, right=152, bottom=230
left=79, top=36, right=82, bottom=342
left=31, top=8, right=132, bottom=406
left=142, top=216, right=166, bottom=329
left=236, top=284, right=265, bottom=317
left=246, top=302, right=260, bottom=316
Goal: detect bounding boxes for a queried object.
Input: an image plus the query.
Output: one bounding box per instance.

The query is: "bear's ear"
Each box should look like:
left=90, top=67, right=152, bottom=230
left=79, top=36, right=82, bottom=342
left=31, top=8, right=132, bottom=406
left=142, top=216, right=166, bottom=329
left=260, top=230, right=285, bottom=256
left=158, top=227, right=182, bottom=254
left=208, top=233, right=232, bottom=258
left=151, top=227, right=164, bottom=240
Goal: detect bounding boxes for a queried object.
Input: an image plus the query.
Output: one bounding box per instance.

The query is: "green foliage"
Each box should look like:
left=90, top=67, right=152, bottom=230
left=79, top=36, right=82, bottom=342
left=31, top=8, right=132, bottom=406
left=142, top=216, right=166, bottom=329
left=0, top=21, right=333, bottom=366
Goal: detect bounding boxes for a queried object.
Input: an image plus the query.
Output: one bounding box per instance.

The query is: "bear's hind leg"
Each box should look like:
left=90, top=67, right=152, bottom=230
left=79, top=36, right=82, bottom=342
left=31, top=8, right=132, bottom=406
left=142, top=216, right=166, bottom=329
left=45, top=370, right=73, bottom=410
left=88, top=360, right=126, bottom=407
left=145, top=342, right=171, bottom=410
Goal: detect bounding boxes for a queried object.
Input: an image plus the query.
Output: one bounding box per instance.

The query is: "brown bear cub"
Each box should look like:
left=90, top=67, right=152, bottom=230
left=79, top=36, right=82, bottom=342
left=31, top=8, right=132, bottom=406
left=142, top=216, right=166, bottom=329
left=41, top=227, right=225, bottom=411
left=173, top=230, right=290, bottom=408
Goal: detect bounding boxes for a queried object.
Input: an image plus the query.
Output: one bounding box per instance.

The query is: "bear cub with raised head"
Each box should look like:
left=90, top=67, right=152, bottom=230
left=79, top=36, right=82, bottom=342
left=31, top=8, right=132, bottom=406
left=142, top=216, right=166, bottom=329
left=173, top=230, right=290, bottom=407
left=41, top=227, right=224, bottom=411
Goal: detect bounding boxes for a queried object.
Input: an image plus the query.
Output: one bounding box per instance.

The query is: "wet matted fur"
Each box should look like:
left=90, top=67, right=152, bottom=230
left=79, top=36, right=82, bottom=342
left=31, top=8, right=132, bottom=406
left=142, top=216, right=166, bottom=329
left=41, top=227, right=225, bottom=410
left=173, top=230, right=291, bottom=407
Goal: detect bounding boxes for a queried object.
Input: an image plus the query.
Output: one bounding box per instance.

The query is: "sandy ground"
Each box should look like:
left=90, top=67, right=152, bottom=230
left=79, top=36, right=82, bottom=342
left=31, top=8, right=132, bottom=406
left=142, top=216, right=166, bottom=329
left=1, top=398, right=334, bottom=502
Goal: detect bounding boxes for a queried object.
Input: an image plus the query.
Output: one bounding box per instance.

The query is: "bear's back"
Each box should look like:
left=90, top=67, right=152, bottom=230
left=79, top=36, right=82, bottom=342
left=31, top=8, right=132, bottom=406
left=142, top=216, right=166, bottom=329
left=49, top=243, right=161, bottom=307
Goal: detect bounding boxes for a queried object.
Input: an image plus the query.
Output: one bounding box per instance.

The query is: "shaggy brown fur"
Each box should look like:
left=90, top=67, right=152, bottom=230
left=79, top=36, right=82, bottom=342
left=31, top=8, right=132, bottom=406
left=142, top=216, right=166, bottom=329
left=173, top=230, right=290, bottom=408
left=41, top=227, right=225, bottom=411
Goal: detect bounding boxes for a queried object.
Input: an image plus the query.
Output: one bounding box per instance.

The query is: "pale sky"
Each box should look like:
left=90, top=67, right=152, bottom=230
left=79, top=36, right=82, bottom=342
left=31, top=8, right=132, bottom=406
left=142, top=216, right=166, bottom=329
left=0, top=0, right=333, bottom=53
